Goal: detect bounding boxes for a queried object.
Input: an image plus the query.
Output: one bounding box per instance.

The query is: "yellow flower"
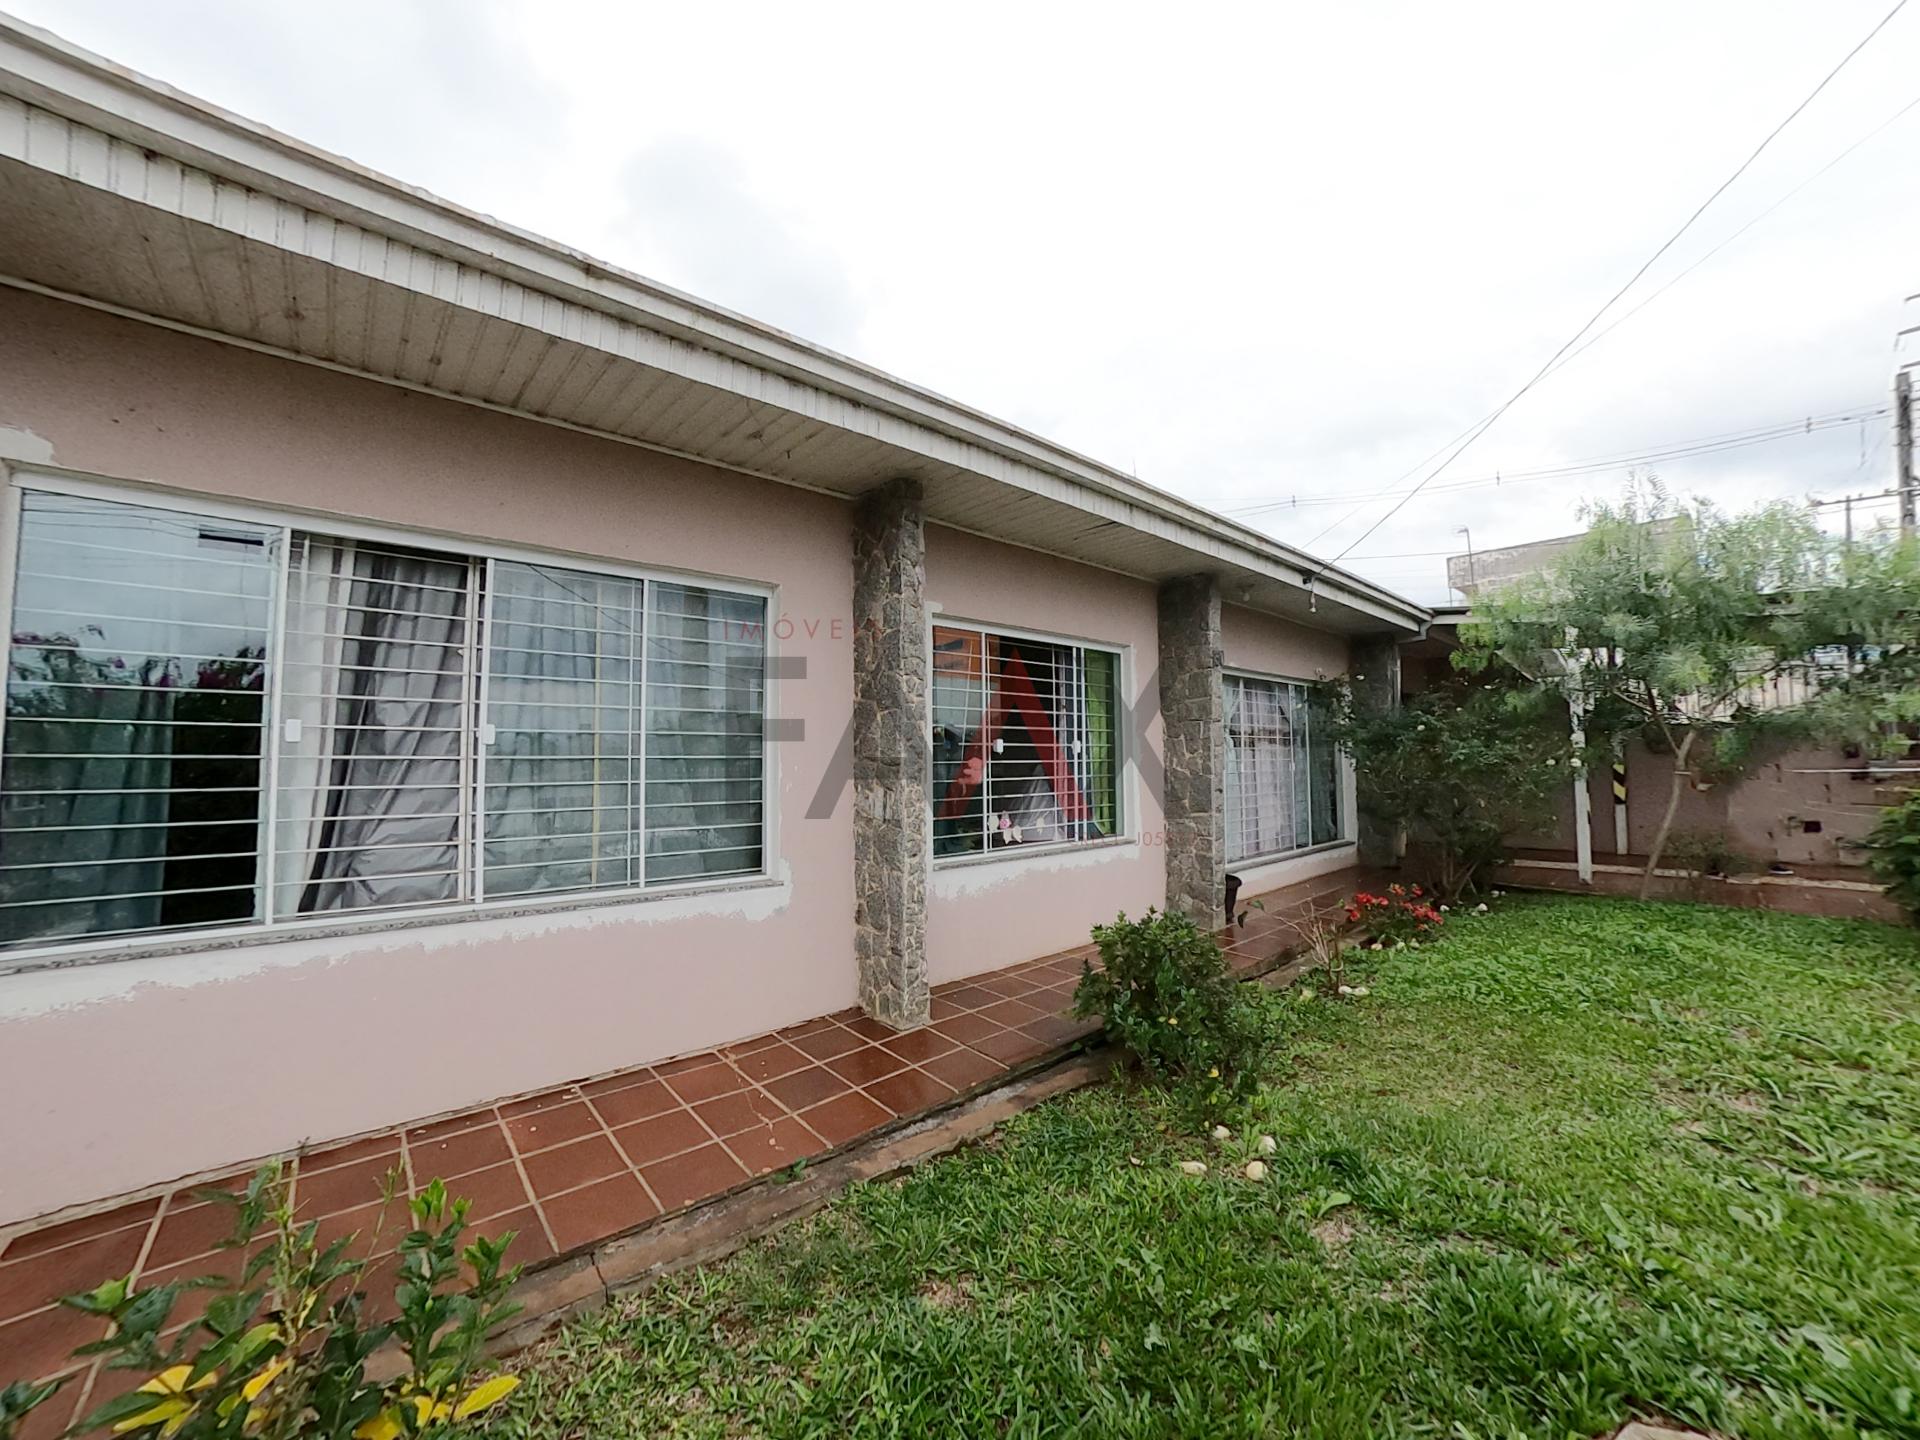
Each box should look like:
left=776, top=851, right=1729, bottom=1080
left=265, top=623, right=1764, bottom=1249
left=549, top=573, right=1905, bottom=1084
left=1207, top=1067, right=1220, bottom=1078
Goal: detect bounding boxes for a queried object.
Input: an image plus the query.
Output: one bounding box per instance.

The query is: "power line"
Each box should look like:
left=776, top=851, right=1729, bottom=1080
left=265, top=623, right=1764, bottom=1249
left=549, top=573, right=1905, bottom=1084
left=1302, top=0, right=1911, bottom=580
left=1231, top=405, right=1882, bottom=514
left=1533, top=87, right=1920, bottom=389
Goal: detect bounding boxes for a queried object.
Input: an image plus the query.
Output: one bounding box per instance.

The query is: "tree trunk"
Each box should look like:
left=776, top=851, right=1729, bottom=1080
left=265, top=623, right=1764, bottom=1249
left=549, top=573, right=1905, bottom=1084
left=1639, top=729, right=1697, bottom=900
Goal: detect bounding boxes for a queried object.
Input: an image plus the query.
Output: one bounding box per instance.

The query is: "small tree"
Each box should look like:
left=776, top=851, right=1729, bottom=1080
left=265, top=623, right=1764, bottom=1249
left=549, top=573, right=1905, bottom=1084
left=1312, top=677, right=1567, bottom=901
left=1461, top=485, right=1920, bottom=898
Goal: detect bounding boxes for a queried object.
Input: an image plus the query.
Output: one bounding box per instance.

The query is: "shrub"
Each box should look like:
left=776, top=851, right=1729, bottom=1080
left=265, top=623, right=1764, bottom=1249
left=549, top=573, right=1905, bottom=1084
left=1347, top=885, right=1443, bottom=945
left=1664, top=826, right=1757, bottom=896
left=1072, top=908, right=1270, bottom=1115
left=1863, top=791, right=1920, bottom=921
left=0, top=1163, right=522, bottom=1440
left=1310, top=679, right=1567, bottom=902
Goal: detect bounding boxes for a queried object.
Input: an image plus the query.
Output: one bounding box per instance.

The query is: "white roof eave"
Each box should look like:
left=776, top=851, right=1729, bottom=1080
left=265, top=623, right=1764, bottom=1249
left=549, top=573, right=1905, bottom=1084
left=0, top=11, right=1430, bottom=637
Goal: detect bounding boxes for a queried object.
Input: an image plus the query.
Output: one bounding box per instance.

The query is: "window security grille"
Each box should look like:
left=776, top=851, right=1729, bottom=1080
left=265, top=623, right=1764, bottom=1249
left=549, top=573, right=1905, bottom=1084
left=930, top=624, right=1119, bottom=858
left=1223, top=673, right=1342, bottom=864
left=0, top=488, right=768, bottom=950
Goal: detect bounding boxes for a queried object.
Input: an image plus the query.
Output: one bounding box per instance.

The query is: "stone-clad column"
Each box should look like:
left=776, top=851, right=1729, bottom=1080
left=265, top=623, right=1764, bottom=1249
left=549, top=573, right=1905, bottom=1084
left=851, top=478, right=930, bottom=1029
left=1350, top=637, right=1402, bottom=869
left=1157, top=574, right=1225, bottom=926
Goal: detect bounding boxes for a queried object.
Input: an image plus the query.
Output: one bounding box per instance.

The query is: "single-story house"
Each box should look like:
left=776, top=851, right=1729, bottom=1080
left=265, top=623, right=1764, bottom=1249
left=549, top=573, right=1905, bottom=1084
left=0, top=14, right=1430, bottom=1238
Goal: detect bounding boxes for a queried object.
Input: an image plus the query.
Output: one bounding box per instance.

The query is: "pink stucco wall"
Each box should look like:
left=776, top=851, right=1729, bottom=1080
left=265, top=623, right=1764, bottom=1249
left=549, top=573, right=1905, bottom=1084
left=1221, top=603, right=1348, bottom=682
left=0, top=289, right=860, bottom=1222
left=923, top=526, right=1166, bottom=982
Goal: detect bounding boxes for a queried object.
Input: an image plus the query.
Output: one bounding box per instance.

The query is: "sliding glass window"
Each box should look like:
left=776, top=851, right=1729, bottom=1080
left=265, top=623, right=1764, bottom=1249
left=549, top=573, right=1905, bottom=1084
left=930, top=624, right=1120, bottom=859
left=1223, top=673, right=1342, bottom=864
left=0, top=485, right=769, bottom=951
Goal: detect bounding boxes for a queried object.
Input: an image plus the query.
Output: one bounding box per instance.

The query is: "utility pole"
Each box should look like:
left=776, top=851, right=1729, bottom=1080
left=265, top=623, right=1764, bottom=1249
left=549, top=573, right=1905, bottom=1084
left=1899, top=368, right=1915, bottom=534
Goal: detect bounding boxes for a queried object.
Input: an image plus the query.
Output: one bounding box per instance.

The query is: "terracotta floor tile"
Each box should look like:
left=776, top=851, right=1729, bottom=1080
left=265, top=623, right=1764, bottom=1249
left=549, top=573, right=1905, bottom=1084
left=520, top=1135, right=627, bottom=1199
left=863, top=1066, right=954, bottom=1117
left=405, top=1110, right=497, bottom=1145
left=692, top=1088, right=787, bottom=1139
left=0, top=1197, right=157, bottom=1265
left=591, top=1082, right=683, bottom=1136
left=930, top=1011, right=1002, bottom=1046
left=762, top=1064, right=851, bottom=1112
left=294, top=1155, right=400, bottom=1218
left=732, top=1042, right=812, bottom=1084
left=313, top=1200, right=393, bottom=1263
left=1021, top=1013, right=1098, bottom=1047
left=840, top=1014, right=898, bottom=1042
left=878, top=1027, right=958, bottom=1064
left=542, top=1174, right=658, bottom=1253
left=653, top=1051, right=722, bottom=1077
left=969, top=1028, right=1050, bottom=1066
left=940, top=984, right=995, bottom=1010
left=927, top=995, right=966, bottom=1022
left=0, top=1225, right=147, bottom=1323
left=409, top=1122, right=512, bottom=1182
left=799, top=1091, right=892, bottom=1147
left=499, top=1086, right=586, bottom=1119
left=824, top=1044, right=910, bottom=1087
left=300, top=1133, right=402, bottom=1174
left=972, top=973, right=1040, bottom=999
left=920, top=1047, right=1006, bottom=1093
left=790, top=1025, right=866, bottom=1062
left=611, top=1109, right=711, bottom=1166
left=726, top=1118, right=828, bottom=1177
left=434, top=1161, right=534, bottom=1222
left=589, top=1079, right=679, bottom=1128
left=503, top=1101, right=601, bottom=1153
left=490, top=1206, right=554, bottom=1265
left=722, top=1031, right=787, bottom=1059
left=975, top=997, right=1048, bottom=1029
left=146, top=1199, right=242, bottom=1270
left=775, top=1014, right=838, bottom=1041
left=0, top=1302, right=106, bottom=1383
left=640, top=1143, right=748, bottom=1213
left=661, top=1061, right=747, bottom=1105
left=579, top=1067, right=658, bottom=1098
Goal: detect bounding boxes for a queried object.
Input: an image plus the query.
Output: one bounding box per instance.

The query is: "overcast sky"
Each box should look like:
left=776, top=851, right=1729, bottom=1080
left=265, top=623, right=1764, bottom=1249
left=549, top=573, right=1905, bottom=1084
left=13, top=1, right=1919, bottom=603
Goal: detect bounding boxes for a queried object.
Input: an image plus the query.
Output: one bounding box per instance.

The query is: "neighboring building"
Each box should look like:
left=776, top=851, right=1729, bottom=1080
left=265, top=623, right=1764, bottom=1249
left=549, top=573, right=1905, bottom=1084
left=0, top=18, right=1427, bottom=1224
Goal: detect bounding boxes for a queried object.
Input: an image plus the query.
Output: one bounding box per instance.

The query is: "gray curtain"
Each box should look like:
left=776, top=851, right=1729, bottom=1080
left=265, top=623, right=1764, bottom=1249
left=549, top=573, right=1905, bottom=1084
left=300, top=549, right=469, bottom=913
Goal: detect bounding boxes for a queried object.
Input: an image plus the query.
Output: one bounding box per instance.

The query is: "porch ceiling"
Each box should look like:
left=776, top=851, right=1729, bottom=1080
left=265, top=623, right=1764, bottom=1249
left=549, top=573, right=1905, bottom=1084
left=0, top=17, right=1427, bottom=638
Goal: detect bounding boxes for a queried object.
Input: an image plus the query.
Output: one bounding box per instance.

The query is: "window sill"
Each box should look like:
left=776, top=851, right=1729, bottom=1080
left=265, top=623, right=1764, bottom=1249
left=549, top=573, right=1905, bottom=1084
left=1228, top=838, right=1357, bottom=870
left=0, top=873, right=784, bottom=980
left=932, top=834, right=1136, bottom=872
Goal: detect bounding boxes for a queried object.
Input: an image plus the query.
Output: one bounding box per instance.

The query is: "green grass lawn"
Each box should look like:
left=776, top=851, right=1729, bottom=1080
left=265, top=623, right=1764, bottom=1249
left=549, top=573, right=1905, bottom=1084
left=489, top=897, right=1920, bottom=1439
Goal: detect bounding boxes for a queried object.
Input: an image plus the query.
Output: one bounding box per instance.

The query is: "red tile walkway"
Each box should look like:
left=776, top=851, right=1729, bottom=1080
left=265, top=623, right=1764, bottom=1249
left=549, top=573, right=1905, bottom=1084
left=0, top=867, right=1359, bottom=1427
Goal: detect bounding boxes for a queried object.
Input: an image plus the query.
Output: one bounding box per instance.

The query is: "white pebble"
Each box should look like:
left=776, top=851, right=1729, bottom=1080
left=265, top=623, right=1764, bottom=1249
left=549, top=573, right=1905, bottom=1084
left=1179, top=1160, right=1208, bottom=1177
left=1244, top=1160, right=1268, bottom=1182
left=1257, top=1134, right=1277, bottom=1155
left=1211, top=1124, right=1232, bottom=1141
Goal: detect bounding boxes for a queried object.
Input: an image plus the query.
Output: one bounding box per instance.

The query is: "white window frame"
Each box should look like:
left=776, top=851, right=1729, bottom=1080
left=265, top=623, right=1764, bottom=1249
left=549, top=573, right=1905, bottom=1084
left=0, top=467, right=780, bottom=969
left=1223, top=667, right=1350, bottom=867
left=928, top=615, right=1131, bottom=866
